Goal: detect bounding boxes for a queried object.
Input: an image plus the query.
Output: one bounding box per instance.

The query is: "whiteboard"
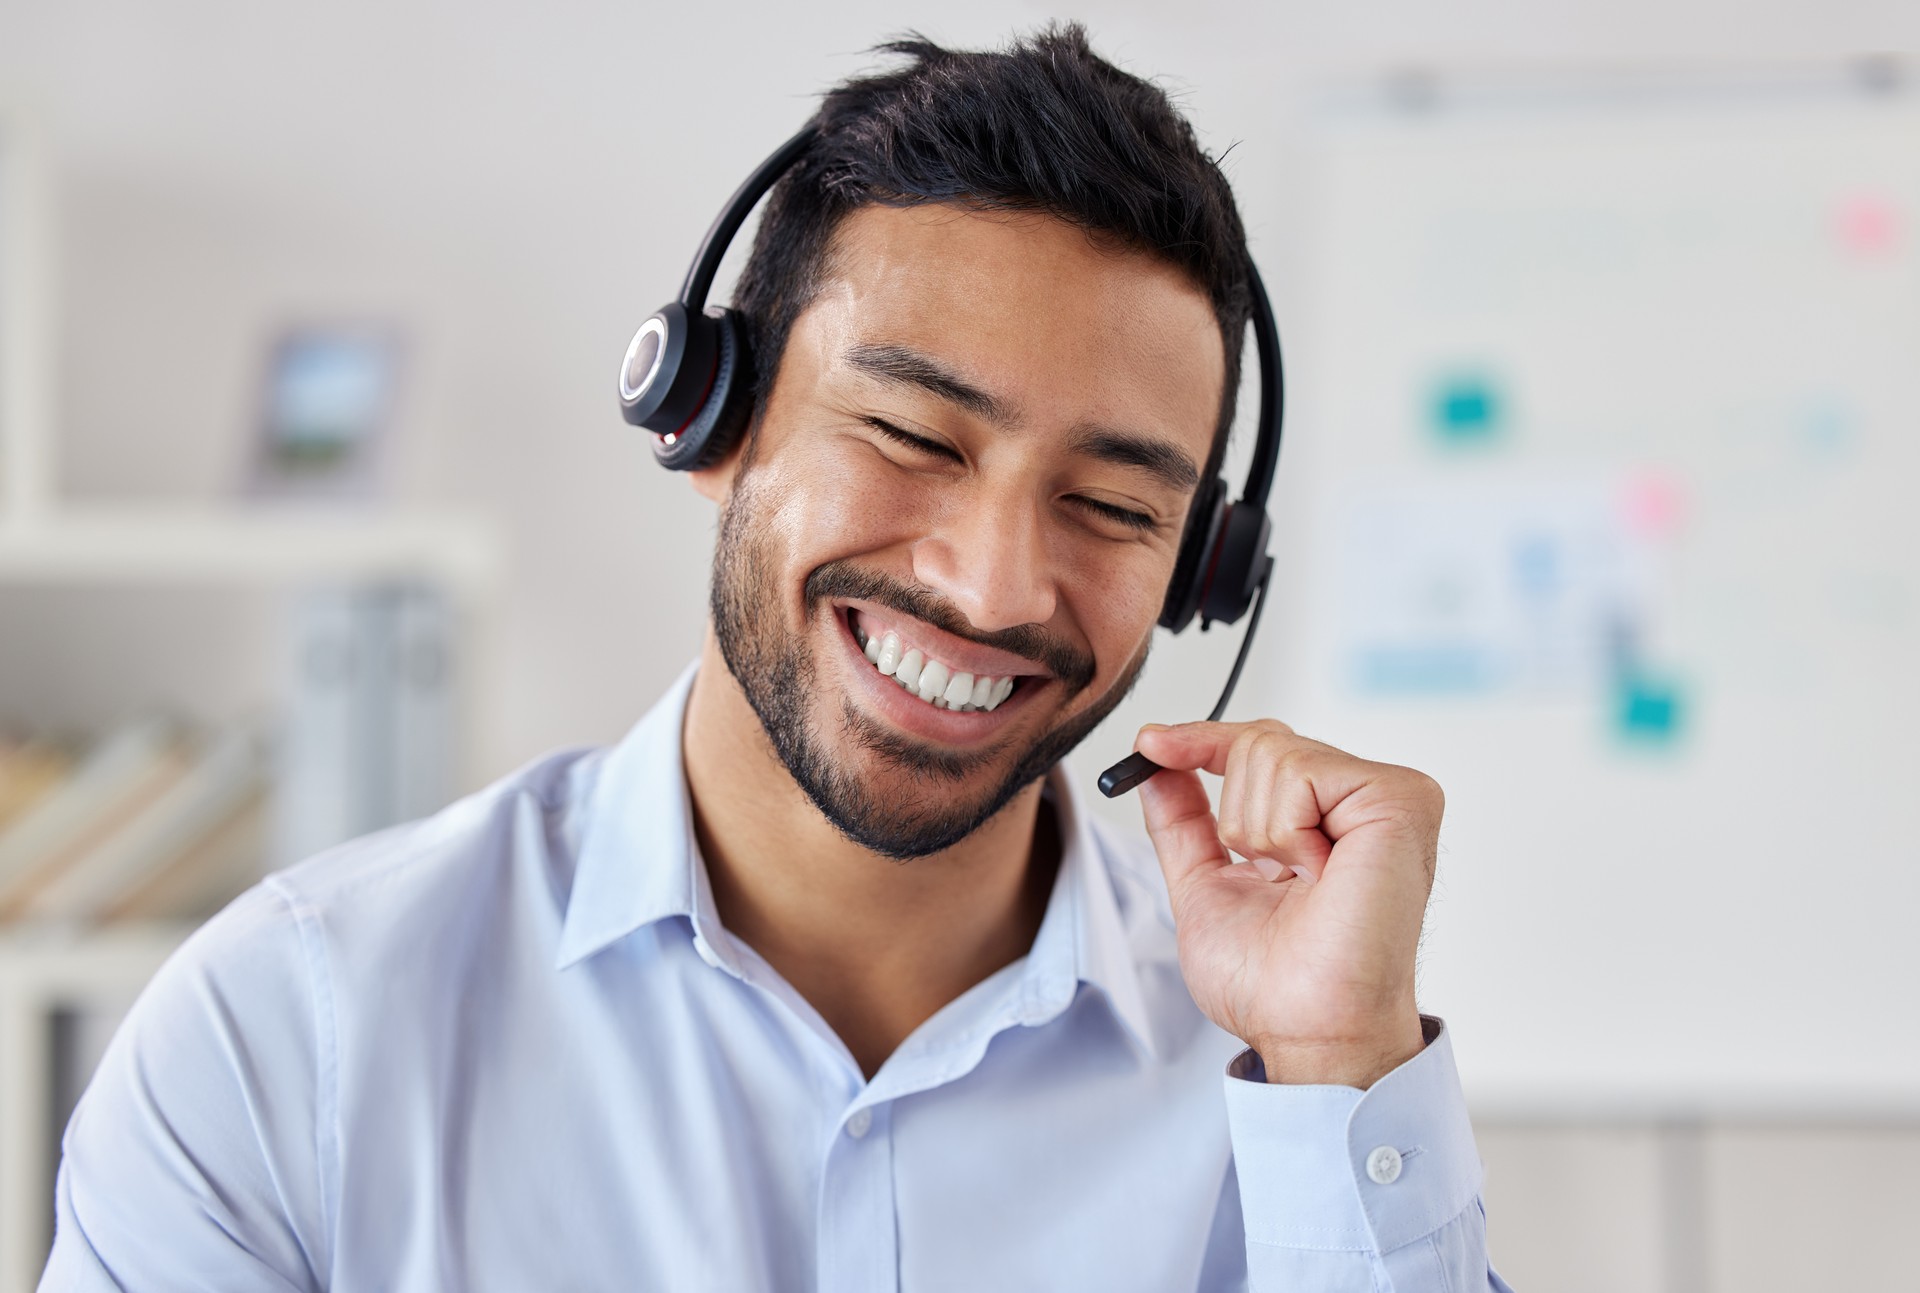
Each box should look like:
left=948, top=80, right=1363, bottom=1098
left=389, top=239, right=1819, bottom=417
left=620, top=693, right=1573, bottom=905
left=1273, top=70, right=1920, bottom=1116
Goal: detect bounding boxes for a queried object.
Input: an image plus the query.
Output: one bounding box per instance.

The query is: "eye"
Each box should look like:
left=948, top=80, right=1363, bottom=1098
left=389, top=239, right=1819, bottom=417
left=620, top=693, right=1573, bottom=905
left=864, top=417, right=961, bottom=463
left=1069, top=496, right=1159, bottom=533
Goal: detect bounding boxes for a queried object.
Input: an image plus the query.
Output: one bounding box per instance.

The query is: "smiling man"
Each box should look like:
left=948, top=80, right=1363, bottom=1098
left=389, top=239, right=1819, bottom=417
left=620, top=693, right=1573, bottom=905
left=42, top=27, right=1512, bottom=1293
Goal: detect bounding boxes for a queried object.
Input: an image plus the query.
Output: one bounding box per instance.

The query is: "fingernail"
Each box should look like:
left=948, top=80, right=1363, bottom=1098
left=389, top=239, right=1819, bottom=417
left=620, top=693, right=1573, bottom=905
left=1140, top=722, right=1168, bottom=732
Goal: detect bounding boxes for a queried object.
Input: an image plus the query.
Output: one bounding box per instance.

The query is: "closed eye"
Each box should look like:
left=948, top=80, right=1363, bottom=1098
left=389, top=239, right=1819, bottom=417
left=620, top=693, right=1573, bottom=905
left=1071, top=497, right=1159, bottom=532
left=866, top=416, right=1159, bottom=533
left=865, top=417, right=960, bottom=462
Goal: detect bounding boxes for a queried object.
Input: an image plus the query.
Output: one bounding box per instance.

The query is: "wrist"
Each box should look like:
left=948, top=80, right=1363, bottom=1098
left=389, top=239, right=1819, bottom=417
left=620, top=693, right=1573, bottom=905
left=1252, top=1012, right=1427, bottom=1089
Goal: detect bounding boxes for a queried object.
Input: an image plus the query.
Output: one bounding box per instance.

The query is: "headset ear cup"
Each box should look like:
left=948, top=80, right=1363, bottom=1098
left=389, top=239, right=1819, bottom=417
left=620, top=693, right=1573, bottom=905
left=650, top=308, right=752, bottom=472
left=621, top=302, right=710, bottom=432
left=1198, top=501, right=1272, bottom=628
left=1159, top=478, right=1227, bottom=633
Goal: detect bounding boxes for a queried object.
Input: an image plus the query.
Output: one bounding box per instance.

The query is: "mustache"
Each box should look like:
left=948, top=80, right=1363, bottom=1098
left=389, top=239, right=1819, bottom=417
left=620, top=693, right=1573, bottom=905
left=804, top=559, right=1096, bottom=692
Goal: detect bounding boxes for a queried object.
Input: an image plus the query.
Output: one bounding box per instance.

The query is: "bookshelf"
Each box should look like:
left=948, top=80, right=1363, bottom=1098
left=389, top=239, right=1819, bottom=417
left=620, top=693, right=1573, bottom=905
left=0, top=109, right=503, bottom=1290
left=0, top=502, right=497, bottom=589
left=0, top=924, right=192, bottom=1293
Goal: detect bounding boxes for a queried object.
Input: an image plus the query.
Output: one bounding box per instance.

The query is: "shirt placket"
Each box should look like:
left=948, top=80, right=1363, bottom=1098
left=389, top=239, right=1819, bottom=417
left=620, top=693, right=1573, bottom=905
left=815, top=1097, right=897, bottom=1293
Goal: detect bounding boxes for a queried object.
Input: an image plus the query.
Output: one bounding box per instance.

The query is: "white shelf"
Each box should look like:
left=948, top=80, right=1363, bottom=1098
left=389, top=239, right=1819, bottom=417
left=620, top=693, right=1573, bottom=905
left=0, top=923, right=193, bottom=1293
left=0, top=106, right=507, bottom=1292
left=0, top=921, right=192, bottom=1002
left=0, top=503, right=502, bottom=592
left=4, top=111, right=501, bottom=599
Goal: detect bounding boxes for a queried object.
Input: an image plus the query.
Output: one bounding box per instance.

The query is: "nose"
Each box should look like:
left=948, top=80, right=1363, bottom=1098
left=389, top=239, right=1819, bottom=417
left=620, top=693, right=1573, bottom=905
left=910, top=485, right=1059, bottom=633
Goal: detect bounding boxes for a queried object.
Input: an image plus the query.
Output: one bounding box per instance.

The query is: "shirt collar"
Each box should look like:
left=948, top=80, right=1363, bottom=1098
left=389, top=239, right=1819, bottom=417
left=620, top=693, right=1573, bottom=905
left=555, top=661, right=1158, bottom=1059
left=555, top=662, right=706, bottom=969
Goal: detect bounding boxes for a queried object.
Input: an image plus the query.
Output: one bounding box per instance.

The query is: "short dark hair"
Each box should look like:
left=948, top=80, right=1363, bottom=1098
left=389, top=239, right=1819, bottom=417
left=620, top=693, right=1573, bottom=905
left=732, top=23, right=1254, bottom=481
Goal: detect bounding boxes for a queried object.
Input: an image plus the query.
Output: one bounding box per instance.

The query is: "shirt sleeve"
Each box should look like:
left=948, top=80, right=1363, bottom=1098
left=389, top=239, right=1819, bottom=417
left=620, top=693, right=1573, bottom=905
left=37, top=880, right=330, bottom=1293
left=1220, top=1015, right=1517, bottom=1292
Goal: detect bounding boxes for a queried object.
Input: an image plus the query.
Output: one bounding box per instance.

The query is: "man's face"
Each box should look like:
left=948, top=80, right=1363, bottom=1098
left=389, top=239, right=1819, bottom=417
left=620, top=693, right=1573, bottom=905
left=707, top=204, right=1225, bottom=859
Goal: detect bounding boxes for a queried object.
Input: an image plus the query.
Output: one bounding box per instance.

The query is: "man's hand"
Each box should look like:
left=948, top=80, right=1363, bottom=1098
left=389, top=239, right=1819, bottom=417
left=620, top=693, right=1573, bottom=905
left=1133, top=720, right=1442, bottom=1089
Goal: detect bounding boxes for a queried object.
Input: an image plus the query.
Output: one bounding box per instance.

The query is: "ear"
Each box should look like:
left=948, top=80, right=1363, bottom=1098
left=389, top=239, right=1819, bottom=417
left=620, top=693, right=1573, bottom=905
left=688, top=432, right=747, bottom=503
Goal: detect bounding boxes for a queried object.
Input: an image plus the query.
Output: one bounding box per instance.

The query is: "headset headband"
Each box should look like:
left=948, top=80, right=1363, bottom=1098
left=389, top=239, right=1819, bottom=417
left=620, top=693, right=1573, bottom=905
left=679, top=129, right=817, bottom=312
left=620, top=127, right=1284, bottom=635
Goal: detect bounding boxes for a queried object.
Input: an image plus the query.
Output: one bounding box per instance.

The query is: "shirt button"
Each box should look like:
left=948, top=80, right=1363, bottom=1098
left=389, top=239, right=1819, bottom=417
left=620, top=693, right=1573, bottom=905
left=1365, top=1145, right=1403, bottom=1185
left=845, top=1108, right=873, bottom=1139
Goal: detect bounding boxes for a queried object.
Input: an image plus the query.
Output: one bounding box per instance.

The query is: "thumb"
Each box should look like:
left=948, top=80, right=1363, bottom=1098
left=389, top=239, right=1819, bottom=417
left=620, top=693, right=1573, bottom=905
left=1137, top=765, right=1230, bottom=896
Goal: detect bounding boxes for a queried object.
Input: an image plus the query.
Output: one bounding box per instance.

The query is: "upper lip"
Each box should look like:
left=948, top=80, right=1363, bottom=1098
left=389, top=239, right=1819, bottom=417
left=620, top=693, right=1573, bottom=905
left=838, top=599, right=1055, bottom=682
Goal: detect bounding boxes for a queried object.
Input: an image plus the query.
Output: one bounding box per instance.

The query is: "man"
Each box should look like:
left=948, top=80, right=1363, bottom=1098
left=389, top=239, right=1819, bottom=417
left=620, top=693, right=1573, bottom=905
left=42, top=26, right=1513, bottom=1292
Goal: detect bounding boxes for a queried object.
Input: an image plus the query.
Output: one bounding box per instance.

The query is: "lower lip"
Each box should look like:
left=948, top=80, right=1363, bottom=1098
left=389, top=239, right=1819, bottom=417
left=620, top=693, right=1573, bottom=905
left=832, top=610, right=1043, bottom=745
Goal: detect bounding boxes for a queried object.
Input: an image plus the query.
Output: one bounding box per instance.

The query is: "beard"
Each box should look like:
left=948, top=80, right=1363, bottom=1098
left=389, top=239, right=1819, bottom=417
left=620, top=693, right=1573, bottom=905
left=709, top=461, right=1150, bottom=861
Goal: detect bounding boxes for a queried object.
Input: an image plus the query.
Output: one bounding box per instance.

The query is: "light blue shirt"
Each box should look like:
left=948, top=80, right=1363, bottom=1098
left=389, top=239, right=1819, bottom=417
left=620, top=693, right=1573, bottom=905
left=42, top=665, right=1513, bottom=1291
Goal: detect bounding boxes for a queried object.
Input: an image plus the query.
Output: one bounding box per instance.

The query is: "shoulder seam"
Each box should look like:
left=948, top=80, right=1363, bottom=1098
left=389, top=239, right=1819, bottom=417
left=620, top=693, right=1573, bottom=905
left=263, top=874, right=339, bottom=1285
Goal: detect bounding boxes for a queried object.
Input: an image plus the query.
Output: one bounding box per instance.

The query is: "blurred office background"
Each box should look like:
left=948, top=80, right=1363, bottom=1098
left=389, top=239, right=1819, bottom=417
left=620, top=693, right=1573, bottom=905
left=2, top=1, right=1918, bottom=1289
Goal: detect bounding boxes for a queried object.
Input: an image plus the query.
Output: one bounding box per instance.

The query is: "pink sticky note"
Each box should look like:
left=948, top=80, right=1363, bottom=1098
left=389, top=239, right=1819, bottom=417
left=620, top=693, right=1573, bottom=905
left=1837, top=195, right=1901, bottom=257
left=1621, top=472, right=1686, bottom=538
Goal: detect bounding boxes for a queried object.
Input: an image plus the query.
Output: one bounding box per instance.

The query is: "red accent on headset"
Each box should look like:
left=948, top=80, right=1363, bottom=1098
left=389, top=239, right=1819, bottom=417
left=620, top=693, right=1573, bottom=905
left=655, top=351, right=721, bottom=442
left=1193, top=507, right=1230, bottom=623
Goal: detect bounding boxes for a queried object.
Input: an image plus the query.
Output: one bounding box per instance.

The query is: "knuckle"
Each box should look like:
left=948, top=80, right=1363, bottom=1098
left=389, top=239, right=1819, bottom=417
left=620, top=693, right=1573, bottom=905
left=1215, top=800, right=1243, bottom=841
left=1275, top=745, right=1314, bottom=778
left=1393, top=768, right=1446, bottom=828
left=1406, top=768, right=1445, bottom=810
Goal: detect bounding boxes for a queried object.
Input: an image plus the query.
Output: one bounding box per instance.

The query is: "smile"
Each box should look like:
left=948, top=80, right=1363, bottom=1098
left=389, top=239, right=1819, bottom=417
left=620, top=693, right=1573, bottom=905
left=839, top=605, right=1044, bottom=721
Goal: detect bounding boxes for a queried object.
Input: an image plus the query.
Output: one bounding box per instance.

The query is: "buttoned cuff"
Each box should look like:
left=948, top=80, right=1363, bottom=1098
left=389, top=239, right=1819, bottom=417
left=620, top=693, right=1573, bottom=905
left=1222, top=1015, right=1484, bottom=1253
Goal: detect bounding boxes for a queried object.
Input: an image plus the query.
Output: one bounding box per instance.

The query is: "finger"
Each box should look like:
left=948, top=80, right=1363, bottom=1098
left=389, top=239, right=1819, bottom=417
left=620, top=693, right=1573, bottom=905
left=1236, top=732, right=1282, bottom=858
left=1135, top=719, right=1298, bottom=778
left=1142, top=723, right=1437, bottom=852
left=1266, top=770, right=1335, bottom=882
left=1247, top=856, right=1292, bottom=882
left=1216, top=730, right=1326, bottom=882
left=1136, top=766, right=1231, bottom=895
left=1213, top=728, right=1259, bottom=856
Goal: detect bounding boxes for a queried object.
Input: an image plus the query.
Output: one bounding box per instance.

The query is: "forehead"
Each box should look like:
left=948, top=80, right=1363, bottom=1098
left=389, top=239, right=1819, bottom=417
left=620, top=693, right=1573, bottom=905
left=802, top=203, right=1225, bottom=458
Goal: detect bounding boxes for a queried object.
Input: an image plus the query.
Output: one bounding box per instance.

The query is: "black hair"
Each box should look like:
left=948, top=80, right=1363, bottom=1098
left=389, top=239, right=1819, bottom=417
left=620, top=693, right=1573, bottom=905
left=731, top=23, right=1254, bottom=480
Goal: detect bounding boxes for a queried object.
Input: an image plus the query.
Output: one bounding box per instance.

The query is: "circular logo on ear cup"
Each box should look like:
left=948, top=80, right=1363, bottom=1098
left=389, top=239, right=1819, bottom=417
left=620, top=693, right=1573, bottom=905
left=620, top=316, right=669, bottom=403
left=651, top=308, right=751, bottom=472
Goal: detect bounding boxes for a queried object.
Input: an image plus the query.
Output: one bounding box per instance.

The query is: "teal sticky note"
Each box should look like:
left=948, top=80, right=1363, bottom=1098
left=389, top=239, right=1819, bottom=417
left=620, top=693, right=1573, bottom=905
left=1428, top=373, right=1504, bottom=447
left=1613, top=673, right=1685, bottom=745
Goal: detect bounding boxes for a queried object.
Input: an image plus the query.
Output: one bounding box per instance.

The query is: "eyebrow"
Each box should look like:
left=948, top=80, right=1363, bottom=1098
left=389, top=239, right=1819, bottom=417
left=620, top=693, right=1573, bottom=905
left=844, top=340, right=1202, bottom=495
left=1068, top=425, right=1201, bottom=494
left=845, top=343, right=1012, bottom=426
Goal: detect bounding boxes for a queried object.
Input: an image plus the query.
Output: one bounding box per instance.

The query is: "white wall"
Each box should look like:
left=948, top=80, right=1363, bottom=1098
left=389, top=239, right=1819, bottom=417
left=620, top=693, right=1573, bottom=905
left=5, top=0, right=1914, bottom=792
left=8, top=5, right=1920, bottom=1288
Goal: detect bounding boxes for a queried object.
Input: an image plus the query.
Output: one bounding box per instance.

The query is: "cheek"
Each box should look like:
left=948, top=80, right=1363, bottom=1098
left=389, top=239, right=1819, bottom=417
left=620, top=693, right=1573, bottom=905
left=1047, top=528, right=1170, bottom=685
left=1078, top=566, right=1164, bottom=681
left=750, top=444, right=922, bottom=584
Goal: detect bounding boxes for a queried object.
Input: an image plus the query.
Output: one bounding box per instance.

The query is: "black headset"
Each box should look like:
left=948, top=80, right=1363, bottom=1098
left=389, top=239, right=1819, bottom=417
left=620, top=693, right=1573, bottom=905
left=619, top=127, right=1284, bottom=797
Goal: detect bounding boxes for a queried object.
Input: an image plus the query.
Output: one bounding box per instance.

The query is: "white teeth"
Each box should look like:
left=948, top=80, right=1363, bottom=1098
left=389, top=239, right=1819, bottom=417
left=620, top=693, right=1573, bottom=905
left=894, top=649, right=923, bottom=692
left=944, top=671, right=975, bottom=707
left=856, top=624, right=1026, bottom=714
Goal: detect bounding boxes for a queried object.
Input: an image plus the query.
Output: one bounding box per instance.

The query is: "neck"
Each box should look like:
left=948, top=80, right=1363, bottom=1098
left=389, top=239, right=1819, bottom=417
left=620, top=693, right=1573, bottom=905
left=681, top=631, right=1060, bottom=1079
